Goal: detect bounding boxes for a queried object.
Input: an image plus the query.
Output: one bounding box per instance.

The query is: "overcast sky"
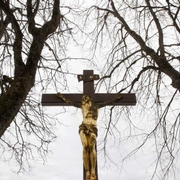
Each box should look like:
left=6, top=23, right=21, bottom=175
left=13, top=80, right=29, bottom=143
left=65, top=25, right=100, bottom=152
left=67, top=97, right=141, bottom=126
left=1, top=1, right=180, bottom=178
left=0, top=62, right=158, bottom=180
left=1, top=53, right=180, bottom=180
left=0, top=110, right=158, bottom=180
left=1, top=87, right=180, bottom=180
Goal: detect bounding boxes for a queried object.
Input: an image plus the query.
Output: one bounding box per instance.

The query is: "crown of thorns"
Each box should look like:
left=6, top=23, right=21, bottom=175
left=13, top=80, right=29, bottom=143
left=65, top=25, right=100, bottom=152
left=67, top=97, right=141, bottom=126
left=81, top=95, right=93, bottom=102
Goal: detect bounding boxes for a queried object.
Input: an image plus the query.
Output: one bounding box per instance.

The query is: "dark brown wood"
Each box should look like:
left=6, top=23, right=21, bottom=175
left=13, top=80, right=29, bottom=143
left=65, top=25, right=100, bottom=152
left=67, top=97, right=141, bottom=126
left=41, top=93, right=136, bottom=106
left=41, top=70, right=136, bottom=180
left=83, top=70, right=95, bottom=95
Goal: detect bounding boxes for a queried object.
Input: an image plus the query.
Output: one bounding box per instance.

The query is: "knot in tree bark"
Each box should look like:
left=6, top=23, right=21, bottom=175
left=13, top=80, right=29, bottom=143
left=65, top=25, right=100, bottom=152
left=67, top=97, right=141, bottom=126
left=172, top=78, right=180, bottom=90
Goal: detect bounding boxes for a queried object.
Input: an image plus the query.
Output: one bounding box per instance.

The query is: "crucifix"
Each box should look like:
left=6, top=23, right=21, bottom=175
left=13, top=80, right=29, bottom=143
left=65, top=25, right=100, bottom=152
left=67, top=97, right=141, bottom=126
left=41, top=70, right=136, bottom=180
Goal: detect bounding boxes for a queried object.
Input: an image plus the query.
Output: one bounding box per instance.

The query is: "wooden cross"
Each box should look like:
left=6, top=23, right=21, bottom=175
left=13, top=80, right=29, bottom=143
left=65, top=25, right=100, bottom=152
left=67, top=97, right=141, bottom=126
left=41, top=70, right=136, bottom=180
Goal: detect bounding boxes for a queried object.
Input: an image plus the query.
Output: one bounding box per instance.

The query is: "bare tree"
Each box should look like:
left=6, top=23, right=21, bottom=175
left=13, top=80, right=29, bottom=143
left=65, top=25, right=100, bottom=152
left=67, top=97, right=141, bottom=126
left=78, top=0, right=180, bottom=179
left=0, top=0, right=69, bottom=171
left=1, top=0, right=180, bottom=179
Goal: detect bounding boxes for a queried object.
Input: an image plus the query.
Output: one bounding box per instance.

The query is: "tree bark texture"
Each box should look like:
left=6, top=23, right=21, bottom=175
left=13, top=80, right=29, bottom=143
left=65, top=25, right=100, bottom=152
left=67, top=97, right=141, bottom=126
left=0, top=0, right=60, bottom=137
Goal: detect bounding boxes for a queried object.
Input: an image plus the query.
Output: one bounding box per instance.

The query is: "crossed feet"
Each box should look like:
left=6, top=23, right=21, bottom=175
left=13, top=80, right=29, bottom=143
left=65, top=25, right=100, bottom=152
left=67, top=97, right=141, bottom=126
left=86, top=171, right=96, bottom=180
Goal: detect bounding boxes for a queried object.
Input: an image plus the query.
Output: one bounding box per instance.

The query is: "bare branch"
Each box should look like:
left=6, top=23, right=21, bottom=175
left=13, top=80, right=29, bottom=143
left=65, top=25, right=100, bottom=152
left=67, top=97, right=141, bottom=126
left=145, top=0, right=165, bottom=56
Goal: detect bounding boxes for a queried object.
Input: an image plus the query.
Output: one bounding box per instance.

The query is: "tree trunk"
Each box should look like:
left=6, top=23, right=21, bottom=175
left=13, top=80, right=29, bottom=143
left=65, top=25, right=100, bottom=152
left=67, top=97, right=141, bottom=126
left=0, top=75, right=34, bottom=137
left=0, top=0, right=60, bottom=138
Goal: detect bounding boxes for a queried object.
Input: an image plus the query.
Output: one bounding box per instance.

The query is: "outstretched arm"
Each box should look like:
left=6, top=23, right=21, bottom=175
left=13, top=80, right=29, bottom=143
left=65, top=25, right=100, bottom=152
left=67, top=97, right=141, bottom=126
left=57, top=92, right=80, bottom=108
left=98, top=94, right=122, bottom=108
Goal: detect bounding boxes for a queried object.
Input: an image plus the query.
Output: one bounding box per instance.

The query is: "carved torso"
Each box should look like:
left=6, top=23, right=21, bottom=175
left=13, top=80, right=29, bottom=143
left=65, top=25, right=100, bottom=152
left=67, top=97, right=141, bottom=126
left=81, top=101, right=99, bottom=126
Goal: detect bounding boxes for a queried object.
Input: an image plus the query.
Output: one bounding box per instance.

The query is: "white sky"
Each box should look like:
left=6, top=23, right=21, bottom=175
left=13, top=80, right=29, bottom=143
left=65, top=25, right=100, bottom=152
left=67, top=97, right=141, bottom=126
left=0, top=60, right=160, bottom=180
left=1, top=1, right=180, bottom=180
left=1, top=65, right=180, bottom=180
left=1, top=38, right=180, bottom=180
left=0, top=111, right=158, bottom=180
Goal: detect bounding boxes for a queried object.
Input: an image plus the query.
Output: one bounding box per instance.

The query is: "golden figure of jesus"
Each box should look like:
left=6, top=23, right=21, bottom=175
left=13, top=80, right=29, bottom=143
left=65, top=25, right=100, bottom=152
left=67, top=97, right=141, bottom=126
left=57, top=93, right=122, bottom=180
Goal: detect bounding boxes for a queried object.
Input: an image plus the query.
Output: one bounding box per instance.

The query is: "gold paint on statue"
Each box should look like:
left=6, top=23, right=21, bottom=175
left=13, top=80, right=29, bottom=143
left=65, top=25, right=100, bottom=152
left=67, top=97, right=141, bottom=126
left=57, top=93, right=122, bottom=180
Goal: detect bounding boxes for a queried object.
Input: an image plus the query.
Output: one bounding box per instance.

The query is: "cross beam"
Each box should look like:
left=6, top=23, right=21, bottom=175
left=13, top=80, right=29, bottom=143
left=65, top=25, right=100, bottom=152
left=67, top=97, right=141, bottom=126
left=42, top=70, right=136, bottom=106
left=41, top=93, right=136, bottom=106
left=41, top=70, right=136, bottom=180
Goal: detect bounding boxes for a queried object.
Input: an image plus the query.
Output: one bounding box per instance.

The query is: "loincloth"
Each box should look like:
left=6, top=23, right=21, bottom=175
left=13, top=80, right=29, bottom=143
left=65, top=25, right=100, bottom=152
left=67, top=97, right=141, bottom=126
left=79, top=123, right=98, bottom=137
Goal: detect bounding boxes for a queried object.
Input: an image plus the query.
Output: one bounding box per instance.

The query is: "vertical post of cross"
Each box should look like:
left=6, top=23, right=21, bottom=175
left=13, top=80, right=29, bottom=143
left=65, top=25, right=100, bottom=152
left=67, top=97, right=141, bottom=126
left=78, top=70, right=99, bottom=180
left=78, top=69, right=99, bottom=97
left=83, top=70, right=95, bottom=96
